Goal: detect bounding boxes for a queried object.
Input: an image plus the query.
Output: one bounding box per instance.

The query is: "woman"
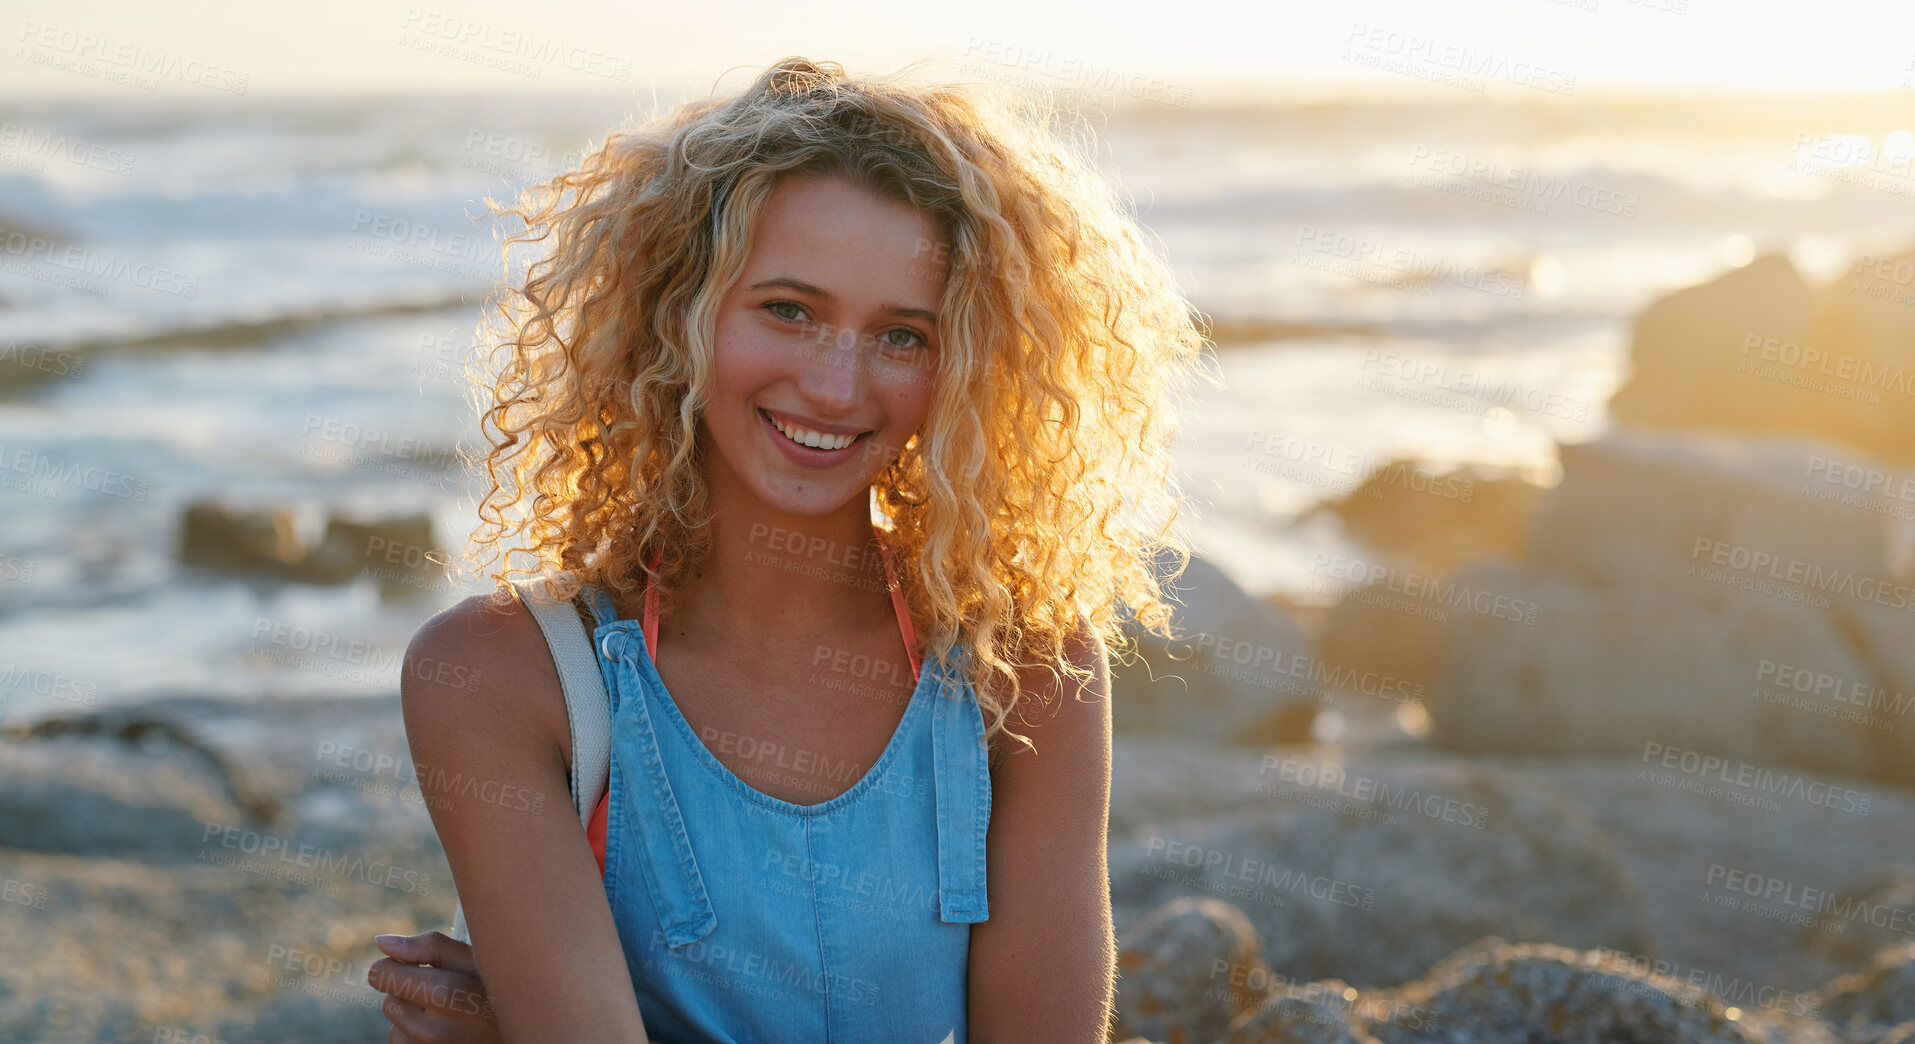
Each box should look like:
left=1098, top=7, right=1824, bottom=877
left=371, top=55, right=1207, bottom=1042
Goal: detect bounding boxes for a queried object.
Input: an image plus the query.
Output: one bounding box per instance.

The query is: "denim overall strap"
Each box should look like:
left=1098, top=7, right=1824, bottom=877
left=930, top=644, right=991, bottom=923
left=582, top=583, right=720, bottom=948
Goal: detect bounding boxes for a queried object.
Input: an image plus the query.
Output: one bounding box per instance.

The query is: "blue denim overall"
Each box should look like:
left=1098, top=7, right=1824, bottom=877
left=579, top=571, right=991, bottom=1044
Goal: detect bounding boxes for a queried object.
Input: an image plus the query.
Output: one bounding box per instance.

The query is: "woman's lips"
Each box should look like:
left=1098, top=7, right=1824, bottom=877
left=759, top=408, right=871, bottom=467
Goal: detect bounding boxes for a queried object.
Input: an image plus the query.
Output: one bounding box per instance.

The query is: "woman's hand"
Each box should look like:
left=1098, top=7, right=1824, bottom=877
left=368, top=931, right=499, bottom=1043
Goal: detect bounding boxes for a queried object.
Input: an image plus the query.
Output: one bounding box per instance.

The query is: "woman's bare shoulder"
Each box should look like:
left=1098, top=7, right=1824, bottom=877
left=402, top=590, right=574, bottom=772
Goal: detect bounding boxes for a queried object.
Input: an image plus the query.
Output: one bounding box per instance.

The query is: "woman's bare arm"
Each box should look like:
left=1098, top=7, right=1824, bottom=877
left=401, top=593, right=651, bottom=1043
left=967, top=624, right=1118, bottom=1042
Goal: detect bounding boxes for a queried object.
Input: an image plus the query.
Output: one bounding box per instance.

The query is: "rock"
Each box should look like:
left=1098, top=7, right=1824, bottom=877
left=1112, top=920, right=1858, bottom=1043
left=288, top=512, right=443, bottom=592
left=1112, top=554, right=1319, bottom=745
left=1527, top=429, right=1892, bottom=592
left=1834, top=600, right=1915, bottom=784
left=1810, top=941, right=1915, bottom=1041
left=0, top=693, right=457, bottom=1044
left=1487, top=755, right=1915, bottom=1000
left=1304, top=456, right=1575, bottom=740
left=179, top=499, right=305, bottom=575
left=0, top=344, right=88, bottom=396
left=1369, top=941, right=1835, bottom=1044
left=1808, top=246, right=1915, bottom=465
left=0, top=733, right=248, bottom=861
left=1106, top=741, right=1655, bottom=989
left=1606, top=251, right=1908, bottom=464
left=1113, top=896, right=1267, bottom=1044
left=1804, top=868, right=1915, bottom=966
left=1426, top=428, right=1915, bottom=784
left=4, top=704, right=282, bottom=823
left=1318, top=461, right=1547, bottom=582
left=1223, top=978, right=1376, bottom=1043
left=1313, top=572, right=1447, bottom=724
left=1429, top=561, right=1887, bottom=778
left=175, top=498, right=444, bottom=593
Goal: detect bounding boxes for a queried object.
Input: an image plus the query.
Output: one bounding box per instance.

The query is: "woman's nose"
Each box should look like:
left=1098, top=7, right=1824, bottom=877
left=796, top=328, right=867, bottom=409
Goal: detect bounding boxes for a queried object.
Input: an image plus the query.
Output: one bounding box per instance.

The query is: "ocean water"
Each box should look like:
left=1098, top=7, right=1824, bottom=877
left=2, top=88, right=1912, bottom=722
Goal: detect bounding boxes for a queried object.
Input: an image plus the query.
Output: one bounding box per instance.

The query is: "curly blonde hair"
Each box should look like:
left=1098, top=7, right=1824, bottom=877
left=458, top=55, right=1213, bottom=751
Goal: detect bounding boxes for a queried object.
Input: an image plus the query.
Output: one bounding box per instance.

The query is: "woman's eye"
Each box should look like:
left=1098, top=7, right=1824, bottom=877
left=878, top=329, right=927, bottom=354
left=765, top=300, right=807, bottom=322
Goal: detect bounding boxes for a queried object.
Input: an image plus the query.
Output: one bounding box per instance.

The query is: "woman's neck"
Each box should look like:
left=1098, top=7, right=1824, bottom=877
left=671, top=471, right=895, bottom=646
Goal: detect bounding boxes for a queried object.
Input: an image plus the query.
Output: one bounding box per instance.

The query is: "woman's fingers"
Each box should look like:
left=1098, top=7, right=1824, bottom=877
left=368, top=931, right=499, bottom=1042
left=375, top=931, right=482, bottom=976
left=367, top=957, right=493, bottom=1019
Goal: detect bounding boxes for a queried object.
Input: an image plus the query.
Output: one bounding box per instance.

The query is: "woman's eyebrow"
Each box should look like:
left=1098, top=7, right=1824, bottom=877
left=746, top=276, right=938, bottom=324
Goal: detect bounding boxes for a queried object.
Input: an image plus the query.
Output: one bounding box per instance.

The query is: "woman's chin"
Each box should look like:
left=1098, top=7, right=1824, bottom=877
left=752, top=475, right=872, bottom=518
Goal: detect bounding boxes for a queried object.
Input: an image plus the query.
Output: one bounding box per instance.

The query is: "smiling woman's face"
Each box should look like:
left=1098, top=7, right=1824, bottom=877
left=700, top=171, right=949, bottom=518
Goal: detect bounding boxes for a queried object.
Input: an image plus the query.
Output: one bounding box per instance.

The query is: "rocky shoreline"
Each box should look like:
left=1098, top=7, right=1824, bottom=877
left=3, top=693, right=1910, bottom=1042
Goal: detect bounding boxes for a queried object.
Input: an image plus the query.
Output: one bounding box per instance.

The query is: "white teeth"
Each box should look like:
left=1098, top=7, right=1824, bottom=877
left=769, top=413, right=856, bottom=451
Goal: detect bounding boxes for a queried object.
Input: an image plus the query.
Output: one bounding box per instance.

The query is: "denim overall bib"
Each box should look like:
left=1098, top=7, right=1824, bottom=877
left=576, top=549, right=991, bottom=1044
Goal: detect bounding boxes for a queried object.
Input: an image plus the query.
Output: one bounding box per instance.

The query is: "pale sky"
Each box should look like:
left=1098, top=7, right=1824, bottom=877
left=5, top=0, right=1912, bottom=98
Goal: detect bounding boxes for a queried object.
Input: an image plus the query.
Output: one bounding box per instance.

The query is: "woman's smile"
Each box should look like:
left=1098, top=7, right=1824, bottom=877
left=758, top=406, right=874, bottom=467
